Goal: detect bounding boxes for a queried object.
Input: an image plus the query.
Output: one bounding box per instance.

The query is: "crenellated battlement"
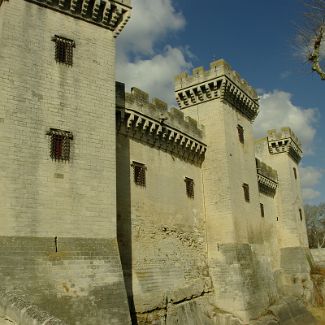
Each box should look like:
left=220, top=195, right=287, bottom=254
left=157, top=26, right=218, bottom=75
left=174, top=59, right=259, bottom=121
left=267, top=127, right=303, bottom=163
left=256, top=158, right=278, bottom=197
left=24, top=0, right=131, bottom=37
left=116, top=84, right=206, bottom=164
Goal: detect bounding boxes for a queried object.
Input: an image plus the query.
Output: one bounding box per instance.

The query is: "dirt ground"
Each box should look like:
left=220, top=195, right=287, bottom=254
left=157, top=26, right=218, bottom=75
left=308, top=307, right=325, bottom=324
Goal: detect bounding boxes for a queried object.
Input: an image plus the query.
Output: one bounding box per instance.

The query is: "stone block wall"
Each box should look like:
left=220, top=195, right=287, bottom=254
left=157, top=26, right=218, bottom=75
left=0, top=0, right=117, bottom=238
left=0, top=1, right=130, bottom=323
left=116, top=88, right=210, bottom=322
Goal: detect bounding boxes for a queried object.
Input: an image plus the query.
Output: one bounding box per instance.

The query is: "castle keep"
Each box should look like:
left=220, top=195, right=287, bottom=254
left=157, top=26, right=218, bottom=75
left=0, top=1, right=319, bottom=324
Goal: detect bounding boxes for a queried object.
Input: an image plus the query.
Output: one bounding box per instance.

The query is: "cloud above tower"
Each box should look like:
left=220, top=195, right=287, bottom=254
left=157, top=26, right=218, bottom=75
left=254, top=90, right=319, bottom=153
left=116, top=0, right=192, bottom=105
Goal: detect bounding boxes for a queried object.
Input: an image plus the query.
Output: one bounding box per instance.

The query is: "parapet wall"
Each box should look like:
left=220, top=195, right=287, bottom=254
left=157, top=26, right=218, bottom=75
left=174, top=59, right=259, bottom=120
left=267, top=127, right=302, bottom=148
left=256, top=158, right=278, bottom=183
left=256, top=158, right=278, bottom=197
left=116, top=83, right=206, bottom=164
left=24, top=0, right=131, bottom=37
left=267, top=127, right=303, bottom=163
left=175, top=59, right=257, bottom=99
left=125, top=87, right=205, bottom=140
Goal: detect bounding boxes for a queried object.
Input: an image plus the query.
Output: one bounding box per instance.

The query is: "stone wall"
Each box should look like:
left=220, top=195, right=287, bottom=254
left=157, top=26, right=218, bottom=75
left=116, top=86, right=210, bottom=323
left=0, top=1, right=130, bottom=323
left=311, top=249, right=325, bottom=267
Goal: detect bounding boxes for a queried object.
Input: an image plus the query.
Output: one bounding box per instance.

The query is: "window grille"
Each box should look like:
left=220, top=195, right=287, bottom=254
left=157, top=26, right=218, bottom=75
left=185, top=177, right=194, bottom=199
left=132, top=162, right=146, bottom=187
left=243, top=183, right=250, bottom=202
left=47, top=128, right=73, bottom=161
left=237, top=124, right=244, bottom=144
left=52, top=35, right=75, bottom=66
left=299, top=208, right=303, bottom=221
left=260, top=203, right=265, bottom=218
left=293, top=167, right=297, bottom=180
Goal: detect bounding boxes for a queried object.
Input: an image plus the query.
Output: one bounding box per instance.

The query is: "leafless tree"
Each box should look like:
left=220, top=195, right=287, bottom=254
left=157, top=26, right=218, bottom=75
left=297, top=0, right=325, bottom=80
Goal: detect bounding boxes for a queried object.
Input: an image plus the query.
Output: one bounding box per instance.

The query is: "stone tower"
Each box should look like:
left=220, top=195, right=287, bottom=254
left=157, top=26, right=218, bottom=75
left=175, top=60, right=279, bottom=321
left=255, top=128, right=311, bottom=299
left=265, top=128, right=308, bottom=248
left=0, top=0, right=132, bottom=324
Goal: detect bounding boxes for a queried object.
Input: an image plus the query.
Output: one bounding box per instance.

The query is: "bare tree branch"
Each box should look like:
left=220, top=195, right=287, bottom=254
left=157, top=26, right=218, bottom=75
left=297, top=0, right=325, bottom=80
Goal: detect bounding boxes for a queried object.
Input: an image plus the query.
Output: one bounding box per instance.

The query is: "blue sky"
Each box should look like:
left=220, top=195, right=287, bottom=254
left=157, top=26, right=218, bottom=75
left=116, top=0, right=324, bottom=205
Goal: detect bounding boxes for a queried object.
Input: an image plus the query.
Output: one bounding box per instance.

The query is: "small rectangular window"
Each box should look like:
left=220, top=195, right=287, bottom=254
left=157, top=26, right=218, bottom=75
left=237, top=124, right=244, bottom=144
left=185, top=177, right=194, bottom=199
left=260, top=203, right=265, bottom=218
left=52, top=35, right=75, bottom=66
left=47, top=128, right=73, bottom=161
left=299, top=208, right=303, bottom=221
left=293, top=167, right=297, bottom=180
left=243, top=183, right=250, bottom=202
left=132, top=162, right=146, bottom=187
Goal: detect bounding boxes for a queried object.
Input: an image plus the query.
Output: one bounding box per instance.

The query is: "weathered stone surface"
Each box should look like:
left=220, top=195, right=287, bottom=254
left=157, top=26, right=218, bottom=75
left=1, top=0, right=320, bottom=324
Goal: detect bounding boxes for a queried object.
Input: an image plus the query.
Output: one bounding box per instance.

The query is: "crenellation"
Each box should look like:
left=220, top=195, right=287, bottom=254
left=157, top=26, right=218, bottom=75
left=117, top=85, right=206, bottom=163
left=175, top=59, right=259, bottom=120
left=122, top=85, right=204, bottom=141
left=1, top=0, right=317, bottom=324
left=267, top=127, right=303, bottom=163
left=256, top=158, right=278, bottom=196
left=24, top=0, right=131, bottom=37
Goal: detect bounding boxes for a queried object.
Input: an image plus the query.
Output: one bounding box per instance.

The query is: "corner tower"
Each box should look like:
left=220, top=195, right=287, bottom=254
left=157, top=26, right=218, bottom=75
left=256, top=128, right=308, bottom=249
left=0, top=0, right=132, bottom=324
left=175, top=61, right=278, bottom=322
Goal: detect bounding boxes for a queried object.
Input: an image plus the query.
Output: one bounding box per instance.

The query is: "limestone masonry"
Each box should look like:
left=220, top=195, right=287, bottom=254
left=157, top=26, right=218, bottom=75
left=0, top=1, right=323, bottom=324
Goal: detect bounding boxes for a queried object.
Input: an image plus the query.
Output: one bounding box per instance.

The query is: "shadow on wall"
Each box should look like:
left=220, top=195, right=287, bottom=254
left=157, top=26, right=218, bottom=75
left=116, top=83, right=137, bottom=324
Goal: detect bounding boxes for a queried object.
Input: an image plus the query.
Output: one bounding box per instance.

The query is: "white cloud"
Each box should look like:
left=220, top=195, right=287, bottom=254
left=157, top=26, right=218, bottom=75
left=254, top=90, right=319, bottom=154
left=117, top=0, right=185, bottom=56
left=300, top=165, right=323, bottom=201
left=300, top=166, right=323, bottom=187
left=117, top=46, right=191, bottom=105
left=302, top=188, right=321, bottom=201
left=116, top=0, right=191, bottom=106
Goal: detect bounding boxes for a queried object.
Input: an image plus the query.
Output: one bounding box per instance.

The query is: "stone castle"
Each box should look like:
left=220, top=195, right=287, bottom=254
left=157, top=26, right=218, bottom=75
left=0, top=1, right=321, bottom=324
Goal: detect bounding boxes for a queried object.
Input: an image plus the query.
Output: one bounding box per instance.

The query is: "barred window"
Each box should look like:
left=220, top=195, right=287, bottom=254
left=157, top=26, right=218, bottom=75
left=260, top=203, right=265, bottom=218
left=47, top=128, right=73, bottom=161
left=52, top=35, right=75, bottom=66
left=132, top=162, right=146, bottom=187
left=237, top=124, right=244, bottom=144
left=185, top=177, right=194, bottom=199
left=243, top=183, right=250, bottom=202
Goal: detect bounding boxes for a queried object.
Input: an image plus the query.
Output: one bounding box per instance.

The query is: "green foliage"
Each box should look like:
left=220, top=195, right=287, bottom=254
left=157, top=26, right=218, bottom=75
left=305, top=203, right=325, bottom=248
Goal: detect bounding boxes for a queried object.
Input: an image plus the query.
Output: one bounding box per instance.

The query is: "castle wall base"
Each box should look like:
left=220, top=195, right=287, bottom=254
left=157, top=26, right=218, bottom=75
left=0, top=236, right=131, bottom=324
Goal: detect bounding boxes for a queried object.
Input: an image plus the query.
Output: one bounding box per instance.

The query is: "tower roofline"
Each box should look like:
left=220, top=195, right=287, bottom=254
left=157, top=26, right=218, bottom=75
left=25, top=0, right=131, bottom=37
left=175, top=59, right=257, bottom=99
left=267, top=127, right=303, bottom=163
left=174, top=59, right=259, bottom=121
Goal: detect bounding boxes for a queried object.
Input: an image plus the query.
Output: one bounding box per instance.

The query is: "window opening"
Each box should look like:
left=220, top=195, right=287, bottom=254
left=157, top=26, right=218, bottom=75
left=47, top=128, right=73, bottom=161
left=132, top=162, right=146, bottom=187
left=260, top=203, right=265, bottom=218
left=185, top=177, right=194, bottom=199
left=299, top=208, right=303, bottom=221
left=237, top=124, right=244, bottom=144
left=52, top=35, right=75, bottom=66
left=293, top=167, right=297, bottom=180
left=243, top=183, right=250, bottom=202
